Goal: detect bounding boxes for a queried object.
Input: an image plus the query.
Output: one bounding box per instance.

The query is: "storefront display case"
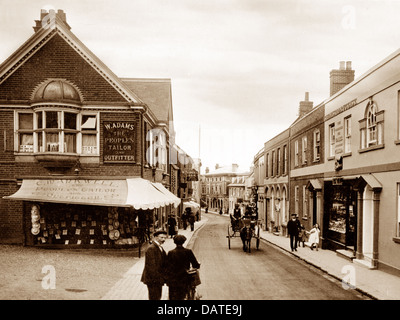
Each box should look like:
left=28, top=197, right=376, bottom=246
left=24, top=202, right=154, bottom=248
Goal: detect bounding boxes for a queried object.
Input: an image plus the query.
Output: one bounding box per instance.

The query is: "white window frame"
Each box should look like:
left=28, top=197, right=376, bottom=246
left=294, top=140, right=299, bottom=167
left=302, top=136, right=307, bottom=164
left=15, top=110, right=99, bottom=155
left=329, top=123, right=335, bottom=157
left=313, top=129, right=320, bottom=161
left=344, top=116, right=352, bottom=153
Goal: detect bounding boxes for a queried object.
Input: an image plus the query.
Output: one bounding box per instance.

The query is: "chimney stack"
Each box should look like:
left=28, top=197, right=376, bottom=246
left=330, top=61, right=355, bottom=96
left=232, top=164, right=238, bottom=172
left=215, top=164, right=220, bottom=170
left=298, top=92, right=313, bottom=117
left=33, top=8, right=71, bottom=33
left=205, top=167, right=209, bottom=174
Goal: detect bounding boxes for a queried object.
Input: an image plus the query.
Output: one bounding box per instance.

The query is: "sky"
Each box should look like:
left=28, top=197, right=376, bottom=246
left=1, top=0, right=400, bottom=173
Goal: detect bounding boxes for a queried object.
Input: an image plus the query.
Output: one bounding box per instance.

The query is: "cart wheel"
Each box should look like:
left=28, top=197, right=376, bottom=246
left=228, top=235, right=231, bottom=249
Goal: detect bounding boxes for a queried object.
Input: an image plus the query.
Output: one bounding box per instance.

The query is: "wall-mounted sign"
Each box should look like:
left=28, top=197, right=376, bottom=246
left=332, top=177, right=343, bottom=186
left=103, top=121, right=135, bottom=163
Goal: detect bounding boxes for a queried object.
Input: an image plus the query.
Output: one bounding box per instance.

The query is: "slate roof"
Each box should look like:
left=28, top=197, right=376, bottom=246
left=121, top=78, right=173, bottom=123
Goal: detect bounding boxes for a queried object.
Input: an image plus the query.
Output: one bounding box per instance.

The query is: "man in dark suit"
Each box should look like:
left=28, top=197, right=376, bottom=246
left=166, top=234, right=200, bottom=300
left=141, top=230, right=168, bottom=300
left=287, top=213, right=301, bottom=252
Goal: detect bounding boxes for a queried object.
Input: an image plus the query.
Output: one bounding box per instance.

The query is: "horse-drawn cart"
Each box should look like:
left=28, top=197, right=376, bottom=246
left=227, top=216, right=261, bottom=252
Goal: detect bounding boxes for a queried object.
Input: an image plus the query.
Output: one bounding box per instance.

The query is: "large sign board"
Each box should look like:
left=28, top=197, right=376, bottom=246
left=103, top=121, right=135, bottom=163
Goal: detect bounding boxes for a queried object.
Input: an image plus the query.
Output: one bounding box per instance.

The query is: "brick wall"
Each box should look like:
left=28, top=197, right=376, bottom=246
left=0, top=34, right=127, bottom=103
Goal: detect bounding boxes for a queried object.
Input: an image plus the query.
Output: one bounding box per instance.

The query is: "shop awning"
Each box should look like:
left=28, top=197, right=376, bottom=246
left=183, top=201, right=200, bottom=211
left=307, top=179, right=322, bottom=191
left=3, top=178, right=181, bottom=210
left=151, top=182, right=181, bottom=208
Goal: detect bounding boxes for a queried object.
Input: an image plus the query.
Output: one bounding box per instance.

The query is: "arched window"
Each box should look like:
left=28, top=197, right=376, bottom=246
left=367, top=102, right=377, bottom=145
left=359, top=99, right=384, bottom=151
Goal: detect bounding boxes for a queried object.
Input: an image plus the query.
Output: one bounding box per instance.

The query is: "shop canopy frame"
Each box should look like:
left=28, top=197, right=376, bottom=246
left=4, top=178, right=181, bottom=210
left=182, top=200, right=200, bottom=211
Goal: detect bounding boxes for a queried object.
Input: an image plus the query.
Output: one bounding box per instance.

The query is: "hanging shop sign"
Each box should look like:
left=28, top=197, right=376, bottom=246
left=103, top=121, right=135, bottom=163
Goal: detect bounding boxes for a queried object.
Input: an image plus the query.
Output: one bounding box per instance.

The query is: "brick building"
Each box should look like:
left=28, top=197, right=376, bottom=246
left=0, top=10, right=183, bottom=247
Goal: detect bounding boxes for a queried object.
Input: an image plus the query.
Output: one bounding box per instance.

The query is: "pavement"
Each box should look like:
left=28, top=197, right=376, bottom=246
left=101, top=217, right=208, bottom=300
left=102, top=210, right=400, bottom=300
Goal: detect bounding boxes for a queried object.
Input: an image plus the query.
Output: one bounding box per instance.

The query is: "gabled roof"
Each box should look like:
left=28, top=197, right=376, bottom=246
left=0, top=10, right=144, bottom=106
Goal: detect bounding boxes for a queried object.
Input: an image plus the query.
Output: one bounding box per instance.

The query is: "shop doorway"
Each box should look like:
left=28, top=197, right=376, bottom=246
left=324, top=180, right=357, bottom=251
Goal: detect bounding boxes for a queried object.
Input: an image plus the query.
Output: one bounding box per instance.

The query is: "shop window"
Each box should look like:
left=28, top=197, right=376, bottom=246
left=313, top=129, right=320, bottom=161
left=344, top=116, right=351, bottom=154
left=359, top=100, right=384, bottom=151
left=16, top=110, right=98, bottom=155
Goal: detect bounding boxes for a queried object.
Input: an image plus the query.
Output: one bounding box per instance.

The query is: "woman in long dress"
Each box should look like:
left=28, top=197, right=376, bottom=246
left=308, top=223, right=320, bottom=251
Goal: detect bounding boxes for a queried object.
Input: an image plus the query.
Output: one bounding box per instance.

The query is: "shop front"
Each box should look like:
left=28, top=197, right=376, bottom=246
left=4, top=178, right=180, bottom=248
left=323, top=178, right=357, bottom=251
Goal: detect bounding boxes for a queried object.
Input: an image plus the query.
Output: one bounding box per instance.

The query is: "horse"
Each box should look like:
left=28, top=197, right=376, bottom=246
left=240, top=224, right=253, bottom=253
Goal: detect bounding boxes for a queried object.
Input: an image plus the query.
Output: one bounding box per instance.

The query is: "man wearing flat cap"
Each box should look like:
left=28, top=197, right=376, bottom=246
left=141, top=230, right=168, bottom=300
left=166, top=234, right=200, bottom=300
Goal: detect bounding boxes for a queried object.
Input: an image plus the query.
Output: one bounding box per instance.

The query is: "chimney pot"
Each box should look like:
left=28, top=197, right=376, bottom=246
left=346, top=61, right=352, bottom=70
left=304, top=92, right=309, bottom=101
left=339, top=61, right=345, bottom=70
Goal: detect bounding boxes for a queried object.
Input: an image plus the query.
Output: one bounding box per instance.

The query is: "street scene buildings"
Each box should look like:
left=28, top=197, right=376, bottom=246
left=0, top=10, right=199, bottom=248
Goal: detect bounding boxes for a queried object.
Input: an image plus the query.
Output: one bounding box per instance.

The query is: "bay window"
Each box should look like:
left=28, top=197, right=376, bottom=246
left=16, top=110, right=98, bottom=155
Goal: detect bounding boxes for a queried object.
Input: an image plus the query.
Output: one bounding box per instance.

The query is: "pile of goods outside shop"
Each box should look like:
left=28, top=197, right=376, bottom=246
left=26, top=202, right=153, bottom=247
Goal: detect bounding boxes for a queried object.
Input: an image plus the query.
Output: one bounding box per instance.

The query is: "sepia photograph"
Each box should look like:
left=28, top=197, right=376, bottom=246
left=1, top=0, right=400, bottom=314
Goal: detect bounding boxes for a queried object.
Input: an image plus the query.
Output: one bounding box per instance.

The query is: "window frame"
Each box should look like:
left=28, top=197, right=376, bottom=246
left=359, top=100, right=384, bottom=152
left=329, top=123, right=335, bottom=158
left=313, top=129, right=320, bottom=161
left=15, top=109, right=99, bottom=155
left=344, top=116, right=352, bottom=154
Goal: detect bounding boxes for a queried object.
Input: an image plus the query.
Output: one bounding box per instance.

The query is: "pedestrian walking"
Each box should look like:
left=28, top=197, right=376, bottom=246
left=140, top=230, right=168, bottom=300
left=298, top=224, right=307, bottom=248
left=287, top=213, right=301, bottom=252
left=166, top=234, right=200, bottom=300
left=188, top=210, right=195, bottom=231
left=308, top=223, right=321, bottom=251
left=182, top=208, right=189, bottom=230
left=167, top=215, right=177, bottom=238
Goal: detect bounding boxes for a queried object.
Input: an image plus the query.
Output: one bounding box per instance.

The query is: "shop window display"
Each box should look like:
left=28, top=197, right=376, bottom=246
left=324, top=181, right=357, bottom=248
left=25, top=203, right=154, bottom=247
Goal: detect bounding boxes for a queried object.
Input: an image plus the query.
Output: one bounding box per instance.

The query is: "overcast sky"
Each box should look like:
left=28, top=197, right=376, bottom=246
left=1, top=0, right=400, bottom=173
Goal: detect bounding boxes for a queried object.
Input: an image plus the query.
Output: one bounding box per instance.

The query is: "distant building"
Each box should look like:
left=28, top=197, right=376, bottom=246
left=201, top=164, right=248, bottom=213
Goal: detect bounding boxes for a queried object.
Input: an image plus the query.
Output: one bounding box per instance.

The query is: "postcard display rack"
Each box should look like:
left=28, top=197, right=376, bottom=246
left=27, top=202, right=143, bottom=247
